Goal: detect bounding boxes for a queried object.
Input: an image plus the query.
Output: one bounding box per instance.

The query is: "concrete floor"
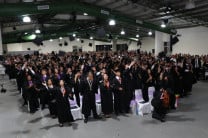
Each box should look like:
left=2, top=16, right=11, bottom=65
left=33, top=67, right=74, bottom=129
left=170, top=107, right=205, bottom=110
left=0, top=76, right=208, bottom=138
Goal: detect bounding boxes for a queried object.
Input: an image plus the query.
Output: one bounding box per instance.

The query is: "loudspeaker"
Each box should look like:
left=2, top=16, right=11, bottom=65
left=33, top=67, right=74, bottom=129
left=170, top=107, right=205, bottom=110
left=33, top=38, right=43, bottom=46
left=171, top=36, right=179, bottom=45
left=89, top=43, right=92, bottom=47
left=59, top=43, right=63, bottom=47
left=137, top=40, right=142, bottom=46
left=137, top=49, right=140, bottom=54
left=164, top=42, right=168, bottom=46
left=152, top=49, right=155, bottom=54
left=27, top=48, right=31, bottom=51
left=69, top=36, right=75, bottom=41
left=34, top=51, right=39, bottom=56
left=64, top=41, right=68, bottom=46
left=81, top=40, right=84, bottom=43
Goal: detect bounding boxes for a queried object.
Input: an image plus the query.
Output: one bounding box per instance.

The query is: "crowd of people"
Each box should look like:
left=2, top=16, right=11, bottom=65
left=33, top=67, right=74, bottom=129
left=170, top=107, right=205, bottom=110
left=3, top=50, right=208, bottom=126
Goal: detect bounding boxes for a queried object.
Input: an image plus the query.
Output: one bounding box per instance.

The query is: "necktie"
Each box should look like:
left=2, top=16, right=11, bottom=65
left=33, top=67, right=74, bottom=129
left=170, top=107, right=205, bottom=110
left=89, top=80, right=92, bottom=91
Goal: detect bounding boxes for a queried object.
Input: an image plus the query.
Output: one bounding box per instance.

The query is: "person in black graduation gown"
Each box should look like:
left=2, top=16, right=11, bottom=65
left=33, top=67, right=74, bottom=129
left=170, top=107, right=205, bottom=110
left=192, top=56, right=201, bottom=81
left=183, top=60, right=194, bottom=96
left=112, top=70, right=125, bottom=115
left=55, top=80, right=74, bottom=127
left=73, top=71, right=82, bottom=107
left=161, top=66, right=176, bottom=110
left=123, top=61, right=135, bottom=113
left=141, top=63, right=152, bottom=103
left=38, top=69, right=50, bottom=110
left=172, top=64, right=184, bottom=97
left=100, top=73, right=113, bottom=117
left=23, top=75, right=39, bottom=113
left=65, top=67, right=74, bottom=88
left=151, top=89, right=167, bottom=122
left=81, top=71, right=101, bottom=123
left=43, top=79, right=57, bottom=118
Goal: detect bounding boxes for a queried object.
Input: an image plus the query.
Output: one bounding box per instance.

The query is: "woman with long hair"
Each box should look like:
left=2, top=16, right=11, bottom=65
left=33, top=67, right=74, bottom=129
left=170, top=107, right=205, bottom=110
left=100, top=73, right=113, bottom=118
left=55, top=79, right=74, bottom=127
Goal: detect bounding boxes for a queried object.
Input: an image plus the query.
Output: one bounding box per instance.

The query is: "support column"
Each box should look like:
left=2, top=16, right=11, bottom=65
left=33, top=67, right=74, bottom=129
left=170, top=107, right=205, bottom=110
left=155, top=31, right=171, bottom=57
left=155, top=31, right=164, bottom=57
left=112, top=39, right=117, bottom=52
left=0, top=23, right=3, bottom=55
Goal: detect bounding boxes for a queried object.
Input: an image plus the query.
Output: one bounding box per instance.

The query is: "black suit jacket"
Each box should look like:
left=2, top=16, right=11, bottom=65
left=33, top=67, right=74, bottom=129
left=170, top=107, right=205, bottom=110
left=112, top=77, right=124, bottom=92
left=81, top=79, right=98, bottom=95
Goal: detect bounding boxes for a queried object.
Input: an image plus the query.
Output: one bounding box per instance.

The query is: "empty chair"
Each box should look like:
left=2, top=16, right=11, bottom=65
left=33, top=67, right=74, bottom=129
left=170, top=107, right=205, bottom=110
left=134, top=89, right=152, bottom=116
left=135, top=89, right=143, bottom=102
left=69, top=96, right=82, bottom=120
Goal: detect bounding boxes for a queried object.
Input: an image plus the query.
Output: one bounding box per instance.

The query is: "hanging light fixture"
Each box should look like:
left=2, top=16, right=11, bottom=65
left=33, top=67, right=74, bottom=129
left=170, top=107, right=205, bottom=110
left=73, top=33, right=76, bottom=37
left=90, top=36, right=93, bottom=40
left=136, top=34, right=140, bottom=38
left=161, top=22, right=166, bottom=28
left=148, top=31, right=153, bottom=36
left=109, top=19, right=116, bottom=26
left=22, top=16, right=31, bottom=23
left=120, top=29, right=125, bottom=35
left=59, top=37, right=63, bottom=40
left=35, top=29, right=41, bottom=34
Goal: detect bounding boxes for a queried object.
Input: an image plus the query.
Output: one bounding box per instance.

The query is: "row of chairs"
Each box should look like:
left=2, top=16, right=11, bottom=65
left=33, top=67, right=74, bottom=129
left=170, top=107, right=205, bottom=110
left=69, top=87, right=155, bottom=120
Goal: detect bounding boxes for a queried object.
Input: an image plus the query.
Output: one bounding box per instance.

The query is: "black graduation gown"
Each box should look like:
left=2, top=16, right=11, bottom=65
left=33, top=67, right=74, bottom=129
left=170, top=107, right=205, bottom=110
left=151, top=90, right=167, bottom=120
left=23, top=80, right=39, bottom=113
left=123, top=68, right=135, bottom=113
left=47, top=86, right=57, bottom=116
left=141, top=69, right=149, bottom=102
left=81, top=79, right=98, bottom=118
left=100, top=82, right=113, bottom=115
left=55, top=87, right=74, bottom=123
left=65, top=73, right=74, bottom=88
left=112, top=77, right=125, bottom=114
left=182, top=63, right=193, bottom=94
left=38, top=75, right=50, bottom=108
left=73, top=78, right=82, bottom=107
left=172, top=66, right=183, bottom=96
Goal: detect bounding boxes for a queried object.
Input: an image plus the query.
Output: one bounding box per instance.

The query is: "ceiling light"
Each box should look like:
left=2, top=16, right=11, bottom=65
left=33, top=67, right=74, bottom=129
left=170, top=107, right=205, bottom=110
left=35, top=29, right=41, bottom=34
left=73, top=33, right=76, bottom=37
left=148, top=31, right=152, bottom=36
left=120, top=30, right=125, bottom=35
left=90, top=36, right=93, bottom=40
left=22, top=16, right=31, bottom=23
left=29, top=34, right=36, bottom=40
left=49, top=39, right=53, bottom=42
left=77, top=38, right=80, bottom=41
left=161, top=22, right=166, bottom=28
left=136, top=34, right=139, bottom=38
left=109, top=19, right=116, bottom=26
left=24, top=32, right=28, bottom=35
left=59, top=37, right=63, bottom=40
left=83, top=13, right=88, bottom=16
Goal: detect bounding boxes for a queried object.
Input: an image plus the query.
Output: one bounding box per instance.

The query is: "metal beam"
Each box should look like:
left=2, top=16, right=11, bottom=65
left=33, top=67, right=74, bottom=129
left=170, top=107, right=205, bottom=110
left=144, top=2, right=208, bottom=20
left=0, top=1, right=174, bottom=34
